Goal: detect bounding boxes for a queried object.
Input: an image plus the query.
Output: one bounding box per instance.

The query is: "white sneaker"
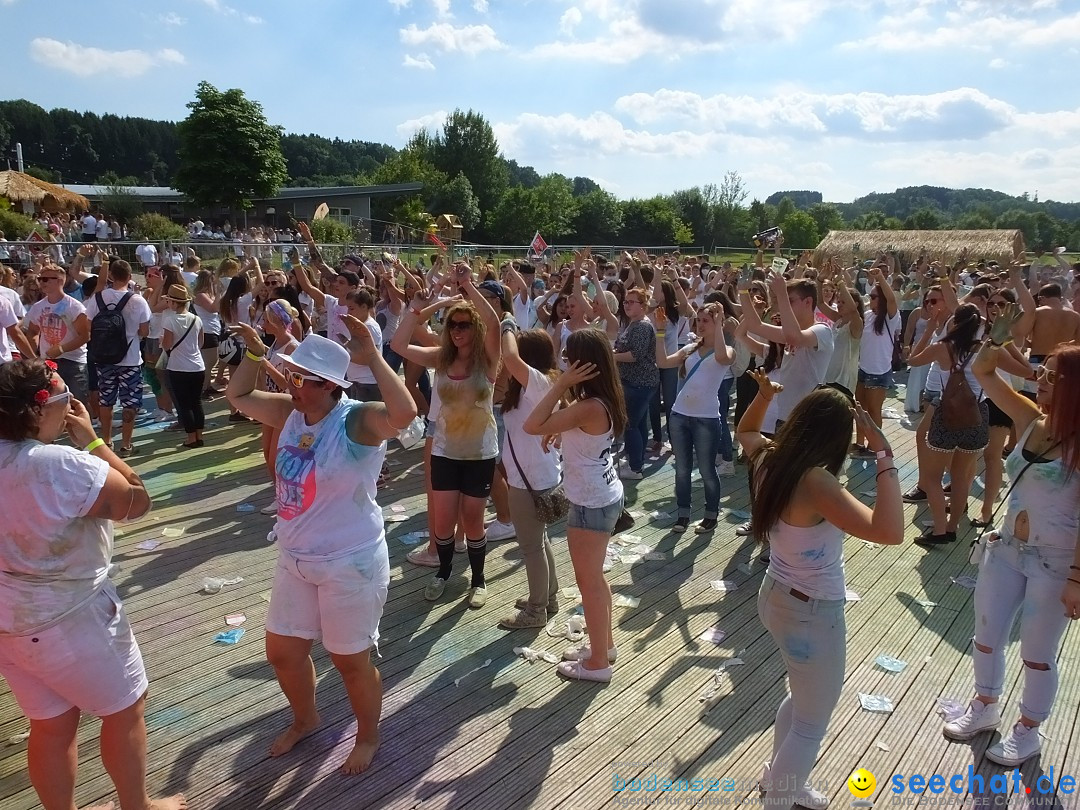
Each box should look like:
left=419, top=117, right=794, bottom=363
left=619, top=465, right=643, bottom=481
left=260, top=500, right=279, bottom=515
left=759, top=762, right=829, bottom=810
left=485, top=520, right=516, bottom=542
left=735, top=521, right=754, bottom=536
left=943, top=699, right=1001, bottom=741
left=717, top=459, right=736, bottom=477
left=985, top=721, right=1041, bottom=766
left=152, top=408, right=173, bottom=422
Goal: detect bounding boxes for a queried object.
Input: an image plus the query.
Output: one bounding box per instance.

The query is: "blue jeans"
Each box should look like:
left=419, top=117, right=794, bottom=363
left=649, top=367, right=678, bottom=444
left=757, top=575, right=845, bottom=807
left=669, top=412, right=721, bottom=518
left=717, top=376, right=734, bottom=462
left=621, top=381, right=653, bottom=473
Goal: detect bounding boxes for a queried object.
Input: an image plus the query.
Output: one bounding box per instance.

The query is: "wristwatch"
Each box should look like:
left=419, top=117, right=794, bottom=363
left=875, top=449, right=894, bottom=460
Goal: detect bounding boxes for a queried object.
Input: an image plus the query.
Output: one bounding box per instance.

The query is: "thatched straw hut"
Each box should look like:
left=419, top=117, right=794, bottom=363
left=813, top=229, right=1025, bottom=269
left=0, top=170, right=90, bottom=213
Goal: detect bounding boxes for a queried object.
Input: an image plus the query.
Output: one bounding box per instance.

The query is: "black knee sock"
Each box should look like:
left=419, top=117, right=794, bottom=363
left=467, top=535, right=487, bottom=588
left=435, top=536, right=454, bottom=580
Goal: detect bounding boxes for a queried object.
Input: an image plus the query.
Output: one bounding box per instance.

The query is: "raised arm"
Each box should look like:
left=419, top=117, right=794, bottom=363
left=225, top=322, right=293, bottom=428
left=973, top=304, right=1042, bottom=431
left=342, top=314, right=418, bottom=443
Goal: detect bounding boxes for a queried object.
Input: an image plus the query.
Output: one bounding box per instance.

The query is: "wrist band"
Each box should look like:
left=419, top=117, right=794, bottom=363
left=875, top=448, right=894, bottom=460
left=1068, top=578, right=1080, bottom=586
left=876, top=467, right=897, bottom=479
left=409, top=307, right=423, bottom=316
left=655, top=331, right=666, bottom=337
left=84, top=438, right=105, bottom=453
left=244, top=350, right=266, bottom=363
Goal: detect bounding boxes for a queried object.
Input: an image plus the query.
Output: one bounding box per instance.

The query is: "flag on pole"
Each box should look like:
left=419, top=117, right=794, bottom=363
left=427, top=230, right=446, bottom=251
left=529, top=231, right=548, bottom=257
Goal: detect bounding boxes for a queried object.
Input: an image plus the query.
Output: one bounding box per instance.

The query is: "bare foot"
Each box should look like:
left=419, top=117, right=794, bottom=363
left=341, top=735, right=379, bottom=775
left=148, top=796, right=187, bottom=810
left=270, top=716, right=320, bottom=757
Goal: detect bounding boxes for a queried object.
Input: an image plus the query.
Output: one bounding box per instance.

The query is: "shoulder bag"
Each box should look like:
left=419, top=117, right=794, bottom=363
left=506, top=430, right=569, bottom=524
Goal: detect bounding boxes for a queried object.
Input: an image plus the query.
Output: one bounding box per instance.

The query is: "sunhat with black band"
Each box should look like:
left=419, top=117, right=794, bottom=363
left=165, top=284, right=191, bottom=302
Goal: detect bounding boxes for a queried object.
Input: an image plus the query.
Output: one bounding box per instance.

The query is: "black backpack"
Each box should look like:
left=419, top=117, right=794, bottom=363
left=89, top=292, right=134, bottom=365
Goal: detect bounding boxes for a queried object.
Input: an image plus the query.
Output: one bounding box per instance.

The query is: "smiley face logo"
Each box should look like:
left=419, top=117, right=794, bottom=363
left=848, top=768, right=876, bottom=799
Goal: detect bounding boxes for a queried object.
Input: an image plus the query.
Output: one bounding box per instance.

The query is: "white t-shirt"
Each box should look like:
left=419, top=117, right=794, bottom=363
left=83, top=287, right=152, bottom=367
left=136, top=243, right=158, bottom=268
left=773, top=322, right=835, bottom=423
left=95, top=219, right=110, bottom=240
left=81, top=215, right=97, bottom=235
left=0, top=284, right=26, bottom=320
left=324, top=295, right=383, bottom=384
left=671, top=350, right=733, bottom=419
left=859, top=311, right=901, bottom=375
left=181, top=270, right=198, bottom=289
left=0, top=441, right=112, bottom=635
left=275, top=397, right=387, bottom=558
left=161, top=311, right=205, bottom=372
left=500, top=367, right=562, bottom=491
left=0, top=295, right=17, bottom=362
left=27, top=295, right=89, bottom=362
left=512, top=293, right=538, bottom=331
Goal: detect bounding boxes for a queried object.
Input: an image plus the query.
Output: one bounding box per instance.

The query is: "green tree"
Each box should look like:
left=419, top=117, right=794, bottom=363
left=25, top=166, right=60, bottom=183
left=851, top=211, right=890, bottom=230
left=485, top=175, right=578, bottom=244
left=903, top=207, right=942, bottom=230
left=621, top=197, right=693, bottom=246
left=429, top=171, right=481, bottom=231
left=173, top=81, right=288, bottom=210
left=130, top=213, right=186, bottom=241
left=807, top=203, right=844, bottom=237
left=429, top=110, right=508, bottom=218
left=572, top=189, right=623, bottom=243
left=780, top=211, right=820, bottom=249
left=309, top=217, right=354, bottom=244
left=774, top=196, right=797, bottom=223
left=100, top=184, right=142, bottom=226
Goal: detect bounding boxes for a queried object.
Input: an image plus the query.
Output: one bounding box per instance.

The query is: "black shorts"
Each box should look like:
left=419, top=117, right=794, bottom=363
left=987, top=397, right=1012, bottom=429
left=202, top=332, right=220, bottom=350
left=429, top=455, right=497, bottom=499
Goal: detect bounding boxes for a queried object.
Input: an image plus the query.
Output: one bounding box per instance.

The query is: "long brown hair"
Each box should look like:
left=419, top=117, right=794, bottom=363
left=565, top=328, right=627, bottom=435
left=1048, top=344, right=1080, bottom=478
left=502, top=330, right=558, bottom=413
left=437, top=301, right=487, bottom=376
left=749, top=387, right=852, bottom=544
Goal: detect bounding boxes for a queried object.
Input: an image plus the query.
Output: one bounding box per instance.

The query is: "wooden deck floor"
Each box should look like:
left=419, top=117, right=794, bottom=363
left=2, top=381, right=1078, bottom=810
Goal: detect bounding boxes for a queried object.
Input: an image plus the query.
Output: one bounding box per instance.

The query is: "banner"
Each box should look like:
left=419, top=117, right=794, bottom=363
left=529, top=231, right=548, bottom=257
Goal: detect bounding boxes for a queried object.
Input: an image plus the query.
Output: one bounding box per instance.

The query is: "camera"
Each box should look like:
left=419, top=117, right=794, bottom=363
left=753, top=227, right=782, bottom=249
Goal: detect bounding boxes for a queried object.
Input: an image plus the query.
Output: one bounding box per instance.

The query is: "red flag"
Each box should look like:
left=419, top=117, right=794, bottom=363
left=25, top=230, right=45, bottom=253
left=529, top=231, right=548, bottom=256
left=427, top=230, right=446, bottom=250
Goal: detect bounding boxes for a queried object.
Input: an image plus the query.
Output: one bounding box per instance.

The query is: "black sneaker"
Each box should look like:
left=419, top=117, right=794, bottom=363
left=671, top=517, right=690, bottom=533
left=915, top=531, right=952, bottom=546
left=694, top=517, right=718, bottom=534
left=903, top=487, right=927, bottom=503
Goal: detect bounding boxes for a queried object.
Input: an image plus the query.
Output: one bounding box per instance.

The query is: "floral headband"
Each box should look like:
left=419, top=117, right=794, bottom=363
left=32, top=361, right=60, bottom=404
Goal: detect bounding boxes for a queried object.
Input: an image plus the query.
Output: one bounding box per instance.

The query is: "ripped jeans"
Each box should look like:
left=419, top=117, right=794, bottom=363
left=972, top=533, right=1073, bottom=722
left=757, top=575, right=846, bottom=805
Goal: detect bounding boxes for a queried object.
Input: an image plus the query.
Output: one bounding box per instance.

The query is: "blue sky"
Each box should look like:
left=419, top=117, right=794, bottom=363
left=5, top=0, right=1080, bottom=203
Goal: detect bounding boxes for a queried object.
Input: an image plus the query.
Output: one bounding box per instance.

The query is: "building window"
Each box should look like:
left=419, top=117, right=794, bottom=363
left=328, top=207, right=351, bottom=224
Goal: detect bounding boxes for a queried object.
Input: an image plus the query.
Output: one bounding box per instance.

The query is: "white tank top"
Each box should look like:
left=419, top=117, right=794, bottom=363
left=1000, top=419, right=1080, bottom=551
left=767, top=517, right=846, bottom=600
left=561, top=400, right=623, bottom=509
left=274, top=397, right=387, bottom=559
left=431, top=368, right=498, bottom=460
left=193, top=299, right=221, bottom=336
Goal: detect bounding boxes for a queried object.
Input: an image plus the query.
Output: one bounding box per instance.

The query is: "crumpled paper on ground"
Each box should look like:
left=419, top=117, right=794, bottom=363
left=513, top=646, right=559, bottom=664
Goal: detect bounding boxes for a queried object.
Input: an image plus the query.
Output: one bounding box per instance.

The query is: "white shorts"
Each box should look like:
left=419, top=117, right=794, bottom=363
left=266, top=543, right=390, bottom=656
left=0, top=584, right=148, bottom=720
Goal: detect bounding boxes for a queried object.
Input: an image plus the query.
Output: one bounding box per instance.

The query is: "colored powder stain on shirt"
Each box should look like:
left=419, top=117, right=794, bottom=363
left=785, top=635, right=813, bottom=663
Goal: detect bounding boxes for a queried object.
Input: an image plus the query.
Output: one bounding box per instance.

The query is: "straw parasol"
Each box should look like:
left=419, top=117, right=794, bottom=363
left=0, top=170, right=90, bottom=213
left=813, top=229, right=1025, bottom=268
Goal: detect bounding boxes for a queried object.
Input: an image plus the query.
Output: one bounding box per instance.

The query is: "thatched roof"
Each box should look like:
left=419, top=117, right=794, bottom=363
left=0, top=171, right=90, bottom=213
left=814, top=229, right=1025, bottom=267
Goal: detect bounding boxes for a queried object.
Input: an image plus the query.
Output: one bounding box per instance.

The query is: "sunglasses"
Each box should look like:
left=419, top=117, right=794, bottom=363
left=1034, top=365, right=1058, bottom=385
left=39, top=276, right=62, bottom=282
left=447, top=320, right=474, bottom=332
left=926, top=298, right=942, bottom=304
left=287, top=370, right=326, bottom=388
left=45, top=390, right=72, bottom=406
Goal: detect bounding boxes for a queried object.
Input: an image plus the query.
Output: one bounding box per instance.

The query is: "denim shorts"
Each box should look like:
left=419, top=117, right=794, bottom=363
left=567, top=496, right=624, bottom=533
left=858, top=368, right=893, bottom=389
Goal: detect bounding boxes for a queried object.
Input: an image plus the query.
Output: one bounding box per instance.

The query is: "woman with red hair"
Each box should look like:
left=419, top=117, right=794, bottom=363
left=943, top=308, right=1080, bottom=767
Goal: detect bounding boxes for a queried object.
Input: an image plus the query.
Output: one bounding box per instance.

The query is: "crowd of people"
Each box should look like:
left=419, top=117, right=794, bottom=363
left=1, top=224, right=1079, bottom=810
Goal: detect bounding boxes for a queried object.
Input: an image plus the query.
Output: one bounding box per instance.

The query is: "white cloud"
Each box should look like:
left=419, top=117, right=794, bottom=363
left=473, top=0, right=489, bottom=10
left=614, top=87, right=1017, bottom=141
left=195, top=0, right=263, bottom=24
left=560, top=7, right=583, bottom=36
left=431, top=0, right=452, bottom=17
left=29, top=38, right=186, bottom=78
left=389, top=0, right=411, bottom=8
left=159, top=11, right=186, bottom=25
left=988, top=57, right=1009, bottom=68
left=397, top=110, right=449, bottom=139
left=399, top=22, right=505, bottom=52
left=403, top=53, right=436, bottom=70
left=840, top=6, right=1080, bottom=50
